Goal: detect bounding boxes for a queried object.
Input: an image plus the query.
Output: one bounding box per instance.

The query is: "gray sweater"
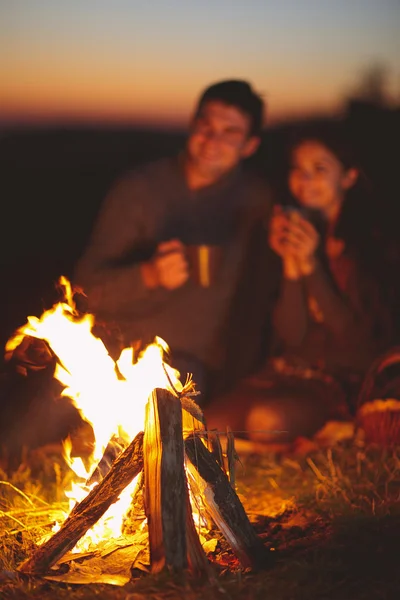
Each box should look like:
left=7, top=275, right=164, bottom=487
left=74, top=155, right=275, bottom=372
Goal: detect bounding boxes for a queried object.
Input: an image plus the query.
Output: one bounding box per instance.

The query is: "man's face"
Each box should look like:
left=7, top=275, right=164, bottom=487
left=186, top=100, right=260, bottom=182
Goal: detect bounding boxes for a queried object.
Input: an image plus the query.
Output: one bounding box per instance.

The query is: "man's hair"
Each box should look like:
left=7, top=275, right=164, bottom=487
left=195, top=79, right=265, bottom=137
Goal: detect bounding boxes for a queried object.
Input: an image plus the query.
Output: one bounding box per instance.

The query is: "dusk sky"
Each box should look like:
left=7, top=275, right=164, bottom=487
left=1, top=0, right=399, bottom=128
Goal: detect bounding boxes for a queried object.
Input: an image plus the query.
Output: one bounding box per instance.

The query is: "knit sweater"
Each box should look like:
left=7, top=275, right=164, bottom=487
left=74, top=155, right=275, bottom=373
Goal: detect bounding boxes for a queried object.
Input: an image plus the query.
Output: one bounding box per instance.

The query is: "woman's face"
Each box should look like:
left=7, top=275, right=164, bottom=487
left=288, top=141, right=356, bottom=218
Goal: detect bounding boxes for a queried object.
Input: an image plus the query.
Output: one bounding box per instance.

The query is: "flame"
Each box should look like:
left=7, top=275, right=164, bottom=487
left=6, top=276, right=185, bottom=549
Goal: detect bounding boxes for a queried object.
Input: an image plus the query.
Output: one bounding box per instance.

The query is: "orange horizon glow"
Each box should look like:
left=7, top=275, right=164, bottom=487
left=0, top=45, right=348, bottom=128
left=1, top=2, right=398, bottom=130
left=0, top=81, right=342, bottom=129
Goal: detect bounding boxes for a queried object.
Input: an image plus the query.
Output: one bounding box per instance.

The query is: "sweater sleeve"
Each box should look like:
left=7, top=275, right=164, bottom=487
left=73, top=171, right=167, bottom=318
left=304, top=262, right=361, bottom=339
left=273, top=277, right=309, bottom=348
left=303, top=252, right=392, bottom=351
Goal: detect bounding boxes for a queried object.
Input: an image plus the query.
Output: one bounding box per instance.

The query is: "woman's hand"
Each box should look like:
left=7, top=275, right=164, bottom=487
left=285, top=215, right=320, bottom=275
left=268, top=206, right=320, bottom=278
left=269, top=206, right=301, bottom=279
left=269, top=205, right=289, bottom=258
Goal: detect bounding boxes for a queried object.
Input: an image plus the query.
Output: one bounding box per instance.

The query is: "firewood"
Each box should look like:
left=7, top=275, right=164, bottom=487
left=19, top=431, right=144, bottom=575
left=184, top=483, right=213, bottom=576
left=185, top=434, right=270, bottom=571
left=143, top=388, right=189, bottom=573
left=181, top=397, right=213, bottom=575
left=86, top=434, right=127, bottom=486
left=207, top=429, right=224, bottom=470
left=181, top=395, right=205, bottom=437
left=226, top=426, right=237, bottom=489
left=122, top=471, right=146, bottom=536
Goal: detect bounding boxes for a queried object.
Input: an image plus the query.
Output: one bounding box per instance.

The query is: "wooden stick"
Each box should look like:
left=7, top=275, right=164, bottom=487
left=226, top=426, right=236, bottom=489
left=185, top=485, right=212, bottom=576
left=143, top=388, right=187, bottom=573
left=20, top=431, right=144, bottom=575
left=185, top=434, right=270, bottom=571
left=122, top=470, right=145, bottom=536
left=181, top=400, right=213, bottom=576
left=86, top=435, right=127, bottom=486
left=181, top=395, right=205, bottom=438
left=207, top=430, right=224, bottom=470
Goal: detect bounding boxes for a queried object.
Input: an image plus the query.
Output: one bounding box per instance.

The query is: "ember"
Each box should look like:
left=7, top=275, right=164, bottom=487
left=5, top=277, right=269, bottom=582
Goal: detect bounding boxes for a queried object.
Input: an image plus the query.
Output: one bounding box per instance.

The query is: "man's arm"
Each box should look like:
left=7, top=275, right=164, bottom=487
left=73, top=171, right=166, bottom=317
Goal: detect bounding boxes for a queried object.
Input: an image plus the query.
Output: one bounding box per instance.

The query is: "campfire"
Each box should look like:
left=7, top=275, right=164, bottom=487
left=5, top=277, right=269, bottom=583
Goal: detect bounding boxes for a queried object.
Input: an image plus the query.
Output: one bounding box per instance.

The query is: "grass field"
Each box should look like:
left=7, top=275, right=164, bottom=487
left=1, top=440, right=400, bottom=600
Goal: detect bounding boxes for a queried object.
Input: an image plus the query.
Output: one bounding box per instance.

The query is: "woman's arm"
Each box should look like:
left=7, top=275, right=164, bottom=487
left=268, top=206, right=310, bottom=347
left=304, top=260, right=357, bottom=338
left=273, top=276, right=309, bottom=347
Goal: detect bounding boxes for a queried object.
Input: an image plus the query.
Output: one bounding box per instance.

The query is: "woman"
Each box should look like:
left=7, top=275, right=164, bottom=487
left=204, top=122, right=393, bottom=444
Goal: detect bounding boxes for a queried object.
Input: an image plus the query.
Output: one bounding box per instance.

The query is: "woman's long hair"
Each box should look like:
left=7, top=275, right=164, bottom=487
left=284, top=120, right=384, bottom=263
left=284, top=120, right=395, bottom=345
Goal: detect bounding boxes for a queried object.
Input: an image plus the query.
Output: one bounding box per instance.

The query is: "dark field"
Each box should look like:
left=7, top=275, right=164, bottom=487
left=1, top=442, right=400, bottom=599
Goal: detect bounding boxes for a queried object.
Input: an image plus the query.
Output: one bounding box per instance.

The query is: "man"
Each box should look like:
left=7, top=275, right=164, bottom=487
left=73, top=80, right=276, bottom=403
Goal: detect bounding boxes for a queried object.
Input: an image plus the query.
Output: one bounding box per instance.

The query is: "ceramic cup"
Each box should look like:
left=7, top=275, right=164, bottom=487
left=186, top=245, right=222, bottom=287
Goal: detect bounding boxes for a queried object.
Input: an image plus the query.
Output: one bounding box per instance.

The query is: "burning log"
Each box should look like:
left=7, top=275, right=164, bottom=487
left=7, top=278, right=272, bottom=583
left=143, top=388, right=208, bottom=574
left=180, top=395, right=213, bottom=575
left=86, top=434, right=127, bottom=486
left=18, top=388, right=269, bottom=579
left=185, top=434, right=270, bottom=571
left=184, top=488, right=212, bottom=576
left=143, top=388, right=187, bottom=573
left=20, top=431, right=144, bottom=575
left=226, top=426, right=237, bottom=489
left=207, top=430, right=224, bottom=470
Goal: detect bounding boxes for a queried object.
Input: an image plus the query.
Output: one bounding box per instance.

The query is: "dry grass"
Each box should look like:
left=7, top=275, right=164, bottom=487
left=1, top=441, right=400, bottom=599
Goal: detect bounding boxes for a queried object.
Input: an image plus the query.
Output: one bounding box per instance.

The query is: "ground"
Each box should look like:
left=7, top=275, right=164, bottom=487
left=1, top=440, right=400, bottom=600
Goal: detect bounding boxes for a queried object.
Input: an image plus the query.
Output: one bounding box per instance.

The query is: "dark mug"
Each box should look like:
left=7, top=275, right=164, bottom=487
left=186, top=245, right=222, bottom=287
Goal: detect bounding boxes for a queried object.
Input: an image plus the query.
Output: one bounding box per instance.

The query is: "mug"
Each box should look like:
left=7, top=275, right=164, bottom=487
left=186, top=245, right=222, bottom=287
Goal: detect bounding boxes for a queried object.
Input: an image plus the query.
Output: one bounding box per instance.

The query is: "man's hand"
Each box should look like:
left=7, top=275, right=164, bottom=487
left=141, top=239, right=189, bottom=290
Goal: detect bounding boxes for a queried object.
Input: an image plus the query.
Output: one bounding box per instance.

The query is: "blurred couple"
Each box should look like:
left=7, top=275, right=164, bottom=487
left=74, top=78, right=394, bottom=445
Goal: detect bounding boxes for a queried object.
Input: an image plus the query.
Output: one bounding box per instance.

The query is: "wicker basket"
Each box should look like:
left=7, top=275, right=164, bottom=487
left=356, top=347, right=400, bottom=446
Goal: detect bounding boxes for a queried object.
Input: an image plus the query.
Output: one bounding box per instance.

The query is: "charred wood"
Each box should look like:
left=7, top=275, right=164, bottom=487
left=185, top=434, right=270, bottom=571
left=19, top=431, right=144, bottom=574
left=86, top=434, right=127, bottom=486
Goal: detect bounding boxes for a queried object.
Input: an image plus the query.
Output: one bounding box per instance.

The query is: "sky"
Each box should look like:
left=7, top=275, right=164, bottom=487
left=0, top=0, right=399, bottom=128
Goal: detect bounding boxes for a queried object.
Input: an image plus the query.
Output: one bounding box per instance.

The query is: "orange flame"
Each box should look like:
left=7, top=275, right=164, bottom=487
left=6, top=276, right=185, bottom=549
